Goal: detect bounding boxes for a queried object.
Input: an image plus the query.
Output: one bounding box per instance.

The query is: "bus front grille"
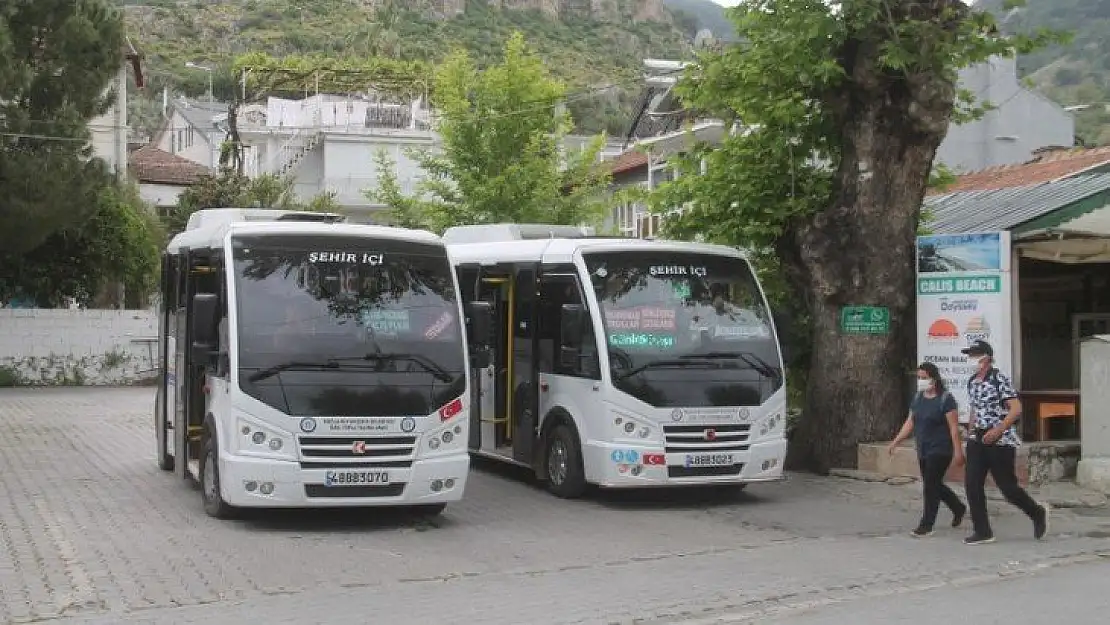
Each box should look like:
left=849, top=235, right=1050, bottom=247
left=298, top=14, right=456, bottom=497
left=668, top=464, right=745, bottom=478
left=297, top=435, right=417, bottom=463
left=304, top=484, right=406, bottom=498
left=662, top=423, right=751, bottom=453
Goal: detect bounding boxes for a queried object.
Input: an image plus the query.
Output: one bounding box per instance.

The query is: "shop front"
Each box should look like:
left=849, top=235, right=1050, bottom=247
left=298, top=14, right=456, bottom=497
left=921, top=173, right=1110, bottom=444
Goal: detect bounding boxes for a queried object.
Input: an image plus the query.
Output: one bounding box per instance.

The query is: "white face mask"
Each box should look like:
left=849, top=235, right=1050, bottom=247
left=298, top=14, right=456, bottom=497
left=970, top=356, right=986, bottom=367
left=916, top=379, right=932, bottom=392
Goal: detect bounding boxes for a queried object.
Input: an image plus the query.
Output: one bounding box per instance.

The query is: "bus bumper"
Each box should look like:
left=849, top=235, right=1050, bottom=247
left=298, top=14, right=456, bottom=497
left=587, top=438, right=788, bottom=488
left=218, top=453, right=470, bottom=508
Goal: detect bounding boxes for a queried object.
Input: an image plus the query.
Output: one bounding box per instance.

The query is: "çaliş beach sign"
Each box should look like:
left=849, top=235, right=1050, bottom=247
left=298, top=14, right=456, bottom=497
left=915, top=231, right=1014, bottom=423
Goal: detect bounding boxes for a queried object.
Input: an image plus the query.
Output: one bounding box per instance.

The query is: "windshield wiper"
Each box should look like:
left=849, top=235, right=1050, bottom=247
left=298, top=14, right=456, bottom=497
left=247, top=360, right=342, bottom=382
left=681, top=351, right=781, bottom=381
left=247, top=354, right=456, bottom=384
left=614, top=359, right=720, bottom=382
left=356, top=352, right=455, bottom=383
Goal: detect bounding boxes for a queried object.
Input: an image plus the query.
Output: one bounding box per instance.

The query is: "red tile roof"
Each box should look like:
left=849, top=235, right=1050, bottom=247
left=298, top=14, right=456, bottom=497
left=128, top=145, right=212, bottom=186
left=608, top=150, right=649, bottom=175
left=931, top=146, right=1110, bottom=195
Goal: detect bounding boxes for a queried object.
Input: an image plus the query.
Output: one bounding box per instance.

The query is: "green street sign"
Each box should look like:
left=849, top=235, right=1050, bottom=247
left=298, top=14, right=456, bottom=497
left=917, top=275, right=1001, bottom=295
left=840, top=306, right=890, bottom=335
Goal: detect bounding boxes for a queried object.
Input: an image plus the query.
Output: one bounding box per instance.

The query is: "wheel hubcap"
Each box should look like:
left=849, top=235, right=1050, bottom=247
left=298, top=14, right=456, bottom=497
left=548, top=439, right=568, bottom=485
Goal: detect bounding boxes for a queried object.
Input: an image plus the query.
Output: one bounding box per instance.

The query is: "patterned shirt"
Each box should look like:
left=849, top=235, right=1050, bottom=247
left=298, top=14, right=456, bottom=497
left=968, top=368, right=1021, bottom=447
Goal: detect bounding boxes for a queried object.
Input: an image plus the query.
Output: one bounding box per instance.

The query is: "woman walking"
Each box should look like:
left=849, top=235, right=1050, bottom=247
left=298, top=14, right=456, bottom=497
left=888, top=362, right=967, bottom=537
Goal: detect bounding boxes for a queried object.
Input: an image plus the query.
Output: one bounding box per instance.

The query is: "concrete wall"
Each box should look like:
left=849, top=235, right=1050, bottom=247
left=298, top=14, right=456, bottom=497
left=138, top=182, right=186, bottom=210
left=937, top=56, right=1075, bottom=174
left=0, top=309, right=159, bottom=387
left=1078, top=336, right=1110, bottom=493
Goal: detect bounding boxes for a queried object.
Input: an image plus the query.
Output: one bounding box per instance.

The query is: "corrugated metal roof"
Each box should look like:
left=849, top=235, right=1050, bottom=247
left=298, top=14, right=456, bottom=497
left=923, top=173, right=1110, bottom=234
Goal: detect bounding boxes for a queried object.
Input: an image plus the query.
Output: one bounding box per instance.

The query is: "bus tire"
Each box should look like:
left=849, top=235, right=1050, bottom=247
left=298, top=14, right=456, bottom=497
left=155, top=415, right=174, bottom=472
left=200, top=429, right=235, bottom=519
left=544, top=424, right=586, bottom=499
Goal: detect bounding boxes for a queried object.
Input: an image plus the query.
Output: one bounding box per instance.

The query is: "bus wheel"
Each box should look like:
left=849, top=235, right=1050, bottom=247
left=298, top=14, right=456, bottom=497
left=155, top=415, right=174, bottom=472
left=545, top=424, right=586, bottom=499
left=200, top=432, right=235, bottom=519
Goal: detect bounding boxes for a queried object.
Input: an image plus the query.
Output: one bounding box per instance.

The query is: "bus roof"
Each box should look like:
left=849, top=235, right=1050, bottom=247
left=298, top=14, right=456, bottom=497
left=446, top=235, right=747, bottom=266
left=166, top=208, right=441, bottom=253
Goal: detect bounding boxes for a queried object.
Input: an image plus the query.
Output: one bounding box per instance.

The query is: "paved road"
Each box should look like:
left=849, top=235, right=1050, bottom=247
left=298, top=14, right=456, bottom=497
left=735, top=558, right=1110, bottom=625
left=1, top=388, right=1108, bottom=625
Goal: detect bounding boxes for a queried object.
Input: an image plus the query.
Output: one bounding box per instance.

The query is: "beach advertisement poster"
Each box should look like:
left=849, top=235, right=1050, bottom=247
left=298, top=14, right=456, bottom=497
left=915, top=232, right=1013, bottom=423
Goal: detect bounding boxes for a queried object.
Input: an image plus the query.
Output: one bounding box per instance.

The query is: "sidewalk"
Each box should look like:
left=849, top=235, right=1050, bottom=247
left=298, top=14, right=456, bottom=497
left=829, top=468, right=1109, bottom=510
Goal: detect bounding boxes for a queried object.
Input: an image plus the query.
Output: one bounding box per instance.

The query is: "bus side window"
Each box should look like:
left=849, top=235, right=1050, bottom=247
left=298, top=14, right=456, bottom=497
left=539, top=277, right=600, bottom=380
left=215, top=279, right=230, bottom=378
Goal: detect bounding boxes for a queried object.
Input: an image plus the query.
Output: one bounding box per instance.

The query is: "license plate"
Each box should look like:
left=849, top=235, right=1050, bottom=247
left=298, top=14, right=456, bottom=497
left=324, top=470, right=390, bottom=486
left=684, top=453, right=734, bottom=468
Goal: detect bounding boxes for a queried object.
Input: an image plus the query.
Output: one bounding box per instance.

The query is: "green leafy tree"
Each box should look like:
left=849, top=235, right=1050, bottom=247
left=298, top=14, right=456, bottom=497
left=0, top=182, right=163, bottom=308
left=368, top=32, right=612, bottom=232
left=648, top=0, right=1061, bottom=471
left=165, top=170, right=342, bottom=235
left=0, top=0, right=125, bottom=254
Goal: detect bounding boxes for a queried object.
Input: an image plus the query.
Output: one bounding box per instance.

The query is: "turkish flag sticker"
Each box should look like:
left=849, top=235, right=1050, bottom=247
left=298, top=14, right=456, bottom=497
left=643, top=453, right=666, bottom=466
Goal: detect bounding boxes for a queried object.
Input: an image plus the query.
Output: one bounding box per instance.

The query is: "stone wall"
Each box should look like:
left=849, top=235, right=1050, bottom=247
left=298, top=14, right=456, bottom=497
left=0, top=308, right=159, bottom=386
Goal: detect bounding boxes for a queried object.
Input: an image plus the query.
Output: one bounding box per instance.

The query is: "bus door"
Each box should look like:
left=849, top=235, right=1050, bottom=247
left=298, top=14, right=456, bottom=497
left=510, top=265, right=539, bottom=467
left=155, top=252, right=178, bottom=472
left=456, top=264, right=486, bottom=451
left=457, top=264, right=539, bottom=463
left=179, top=248, right=222, bottom=479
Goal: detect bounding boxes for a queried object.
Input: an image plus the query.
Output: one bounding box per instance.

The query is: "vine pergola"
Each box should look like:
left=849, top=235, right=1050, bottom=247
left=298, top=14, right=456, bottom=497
left=224, top=53, right=433, bottom=173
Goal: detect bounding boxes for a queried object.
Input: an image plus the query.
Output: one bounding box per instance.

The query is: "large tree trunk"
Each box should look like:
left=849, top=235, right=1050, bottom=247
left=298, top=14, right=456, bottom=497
left=786, top=26, right=958, bottom=472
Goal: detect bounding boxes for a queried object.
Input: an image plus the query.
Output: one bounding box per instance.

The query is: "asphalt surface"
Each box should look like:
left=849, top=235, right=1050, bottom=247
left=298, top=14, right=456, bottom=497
left=1, top=387, right=1108, bottom=625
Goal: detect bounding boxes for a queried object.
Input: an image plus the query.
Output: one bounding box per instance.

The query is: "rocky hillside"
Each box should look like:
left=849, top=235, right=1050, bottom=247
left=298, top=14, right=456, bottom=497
left=121, top=0, right=699, bottom=136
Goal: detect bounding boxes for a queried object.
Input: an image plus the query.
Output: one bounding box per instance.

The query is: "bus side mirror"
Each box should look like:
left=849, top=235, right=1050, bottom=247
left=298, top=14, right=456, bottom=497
left=560, top=304, right=584, bottom=347
left=191, top=293, right=218, bottom=360
left=466, top=301, right=493, bottom=346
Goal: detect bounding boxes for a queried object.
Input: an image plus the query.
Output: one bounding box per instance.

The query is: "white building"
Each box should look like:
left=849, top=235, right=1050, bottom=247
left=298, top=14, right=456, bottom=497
left=234, top=93, right=435, bottom=223
left=88, top=39, right=143, bottom=177
left=153, top=96, right=232, bottom=170
left=151, top=91, right=624, bottom=224
left=127, top=144, right=213, bottom=213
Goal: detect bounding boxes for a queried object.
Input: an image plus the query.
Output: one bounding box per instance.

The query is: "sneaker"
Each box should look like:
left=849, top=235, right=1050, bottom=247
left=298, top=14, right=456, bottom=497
left=1033, top=504, right=1050, bottom=540
left=964, top=533, right=995, bottom=545
left=911, top=525, right=934, bottom=537
left=951, top=505, right=966, bottom=528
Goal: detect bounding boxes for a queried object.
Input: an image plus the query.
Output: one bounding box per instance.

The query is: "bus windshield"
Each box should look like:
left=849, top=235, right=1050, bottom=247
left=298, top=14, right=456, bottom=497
left=583, top=250, right=783, bottom=408
left=231, top=234, right=465, bottom=417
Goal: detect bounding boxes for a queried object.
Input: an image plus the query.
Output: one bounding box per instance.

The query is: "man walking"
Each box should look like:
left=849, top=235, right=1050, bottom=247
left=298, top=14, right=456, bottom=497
left=961, top=340, right=1050, bottom=545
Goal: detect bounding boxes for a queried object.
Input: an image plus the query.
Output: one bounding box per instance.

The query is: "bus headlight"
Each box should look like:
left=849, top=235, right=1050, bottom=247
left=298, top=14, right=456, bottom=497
left=422, top=422, right=464, bottom=456
left=611, top=412, right=656, bottom=441
left=758, top=412, right=785, bottom=439
left=236, top=419, right=294, bottom=459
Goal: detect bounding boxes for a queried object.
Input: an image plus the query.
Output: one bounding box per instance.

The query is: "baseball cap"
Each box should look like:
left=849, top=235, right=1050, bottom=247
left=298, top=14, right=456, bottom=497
left=961, top=339, right=993, bottom=357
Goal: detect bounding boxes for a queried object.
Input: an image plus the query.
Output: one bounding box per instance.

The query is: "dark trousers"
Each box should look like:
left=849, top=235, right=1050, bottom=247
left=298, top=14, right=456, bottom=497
left=918, top=453, right=964, bottom=528
left=965, top=439, right=1041, bottom=536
